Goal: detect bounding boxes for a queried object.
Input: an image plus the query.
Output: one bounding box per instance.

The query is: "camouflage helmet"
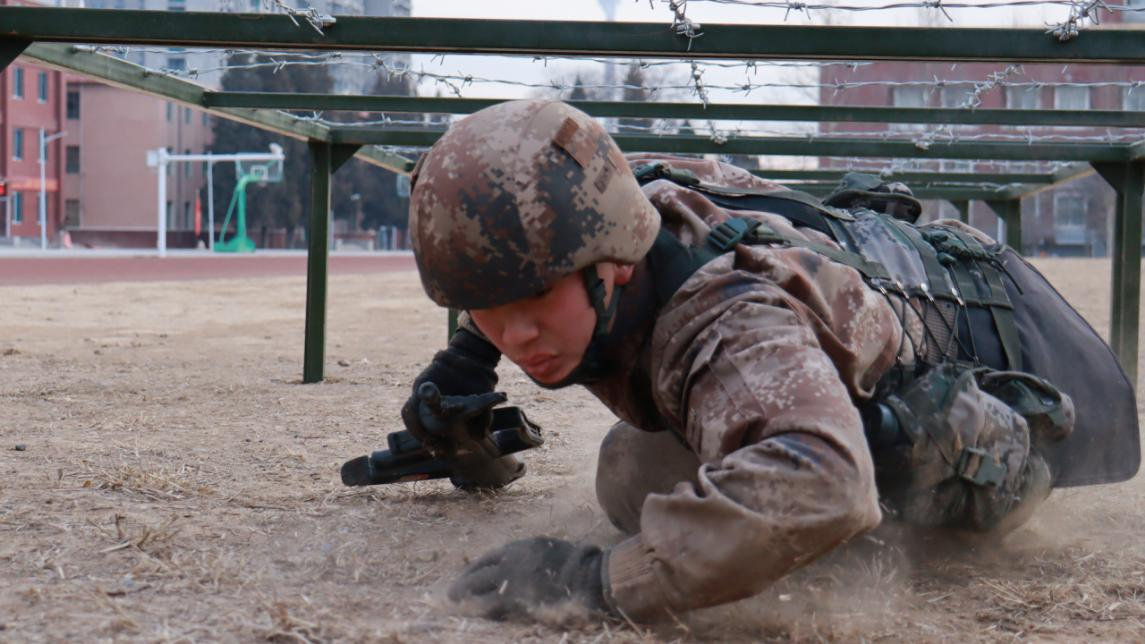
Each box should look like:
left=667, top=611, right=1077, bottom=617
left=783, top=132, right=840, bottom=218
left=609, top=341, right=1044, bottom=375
left=408, top=100, right=660, bottom=310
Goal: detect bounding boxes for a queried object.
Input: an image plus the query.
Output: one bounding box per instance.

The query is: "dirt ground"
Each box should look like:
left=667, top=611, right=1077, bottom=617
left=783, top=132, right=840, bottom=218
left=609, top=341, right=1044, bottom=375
left=1, top=258, right=1143, bottom=642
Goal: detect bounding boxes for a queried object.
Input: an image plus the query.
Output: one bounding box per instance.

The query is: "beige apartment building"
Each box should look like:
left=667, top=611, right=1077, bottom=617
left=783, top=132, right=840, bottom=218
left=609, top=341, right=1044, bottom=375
left=61, top=80, right=212, bottom=248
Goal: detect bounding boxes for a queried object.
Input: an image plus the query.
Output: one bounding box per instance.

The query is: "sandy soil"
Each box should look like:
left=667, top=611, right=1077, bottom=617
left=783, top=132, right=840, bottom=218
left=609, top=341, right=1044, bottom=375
left=1, top=258, right=1143, bottom=642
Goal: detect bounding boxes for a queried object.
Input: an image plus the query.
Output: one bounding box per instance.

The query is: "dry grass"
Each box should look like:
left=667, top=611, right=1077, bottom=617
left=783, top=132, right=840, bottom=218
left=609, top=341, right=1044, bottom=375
left=0, top=262, right=1143, bottom=642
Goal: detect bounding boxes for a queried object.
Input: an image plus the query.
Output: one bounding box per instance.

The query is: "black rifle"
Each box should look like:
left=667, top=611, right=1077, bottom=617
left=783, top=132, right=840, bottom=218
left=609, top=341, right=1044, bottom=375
left=340, top=382, right=544, bottom=490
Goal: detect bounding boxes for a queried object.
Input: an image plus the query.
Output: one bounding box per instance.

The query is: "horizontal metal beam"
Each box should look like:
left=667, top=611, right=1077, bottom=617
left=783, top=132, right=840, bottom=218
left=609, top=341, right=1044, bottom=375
left=204, top=93, right=1145, bottom=129
left=798, top=185, right=1026, bottom=201
left=332, top=128, right=1136, bottom=162
left=752, top=169, right=1058, bottom=184
left=4, top=8, right=1145, bottom=63
left=18, top=43, right=414, bottom=174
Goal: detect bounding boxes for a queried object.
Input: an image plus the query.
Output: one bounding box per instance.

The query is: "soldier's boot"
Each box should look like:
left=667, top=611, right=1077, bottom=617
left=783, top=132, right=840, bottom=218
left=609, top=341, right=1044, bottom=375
left=594, top=421, right=700, bottom=534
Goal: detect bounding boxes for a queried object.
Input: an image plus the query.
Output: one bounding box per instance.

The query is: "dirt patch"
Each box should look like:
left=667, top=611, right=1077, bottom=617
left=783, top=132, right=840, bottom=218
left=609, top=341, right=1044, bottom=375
left=1, top=259, right=1143, bottom=641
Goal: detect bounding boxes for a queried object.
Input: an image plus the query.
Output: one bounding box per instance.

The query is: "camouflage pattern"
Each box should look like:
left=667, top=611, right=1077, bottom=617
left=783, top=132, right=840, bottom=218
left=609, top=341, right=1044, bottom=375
left=443, top=149, right=1060, bottom=620
left=585, top=156, right=905, bottom=620
left=408, top=100, right=660, bottom=310
left=877, top=364, right=1036, bottom=531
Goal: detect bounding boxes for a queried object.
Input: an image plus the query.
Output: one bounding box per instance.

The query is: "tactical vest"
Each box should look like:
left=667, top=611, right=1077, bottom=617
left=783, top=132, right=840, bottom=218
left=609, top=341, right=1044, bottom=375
left=634, top=161, right=1139, bottom=500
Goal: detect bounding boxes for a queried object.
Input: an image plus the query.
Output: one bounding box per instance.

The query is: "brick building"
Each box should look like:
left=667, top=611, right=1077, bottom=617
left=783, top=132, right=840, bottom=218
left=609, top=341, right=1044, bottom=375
left=819, top=19, right=1143, bottom=256
left=59, top=81, right=213, bottom=248
left=0, top=16, right=66, bottom=245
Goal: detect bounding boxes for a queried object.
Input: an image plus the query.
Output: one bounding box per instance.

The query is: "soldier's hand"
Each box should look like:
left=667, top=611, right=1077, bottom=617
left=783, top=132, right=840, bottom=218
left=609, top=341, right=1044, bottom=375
left=448, top=537, right=611, bottom=620
left=401, top=382, right=506, bottom=451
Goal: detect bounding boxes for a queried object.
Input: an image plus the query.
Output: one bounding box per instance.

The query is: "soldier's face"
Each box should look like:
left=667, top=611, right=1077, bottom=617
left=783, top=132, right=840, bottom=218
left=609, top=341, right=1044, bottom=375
left=470, top=262, right=634, bottom=385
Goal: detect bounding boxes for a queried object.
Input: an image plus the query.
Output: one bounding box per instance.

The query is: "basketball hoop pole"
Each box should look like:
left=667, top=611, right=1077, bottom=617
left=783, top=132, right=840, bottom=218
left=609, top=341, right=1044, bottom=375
left=147, top=144, right=285, bottom=256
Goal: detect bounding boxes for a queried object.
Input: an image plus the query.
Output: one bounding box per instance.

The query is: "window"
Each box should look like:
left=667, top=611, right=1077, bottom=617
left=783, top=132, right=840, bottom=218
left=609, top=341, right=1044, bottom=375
left=13, top=67, right=24, bottom=99
left=166, top=201, right=174, bottom=229
left=168, top=0, right=186, bottom=10
left=941, top=87, right=974, bottom=109
left=66, top=90, right=81, bottom=119
left=65, top=145, right=81, bottom=174
left=36, top=72, right=48, bottom=103
left=166, top=102, right=173, bottom=122
left=12, top=192, right=23, bottom=224
left=1006, top=86, right=1040, bottom=110
left=183, top=107, right=191, bottom=124
left=891, top=87, right=928, bottom=132
left=942, top=159, right=972, bottom=173
left=182, top=201, right=192, bottom=229
left=64, top=199, right=80, bottom=228
left=167, top=56, right=186, bottom=71
left=12, top=128, right=24, bottom=161
left=1125, top=89, right=1145, bottom=112
left=1053, top=192, right=1087, bottom=245
left=1054, top=86, right=1090, bottom=110
left=250, top=0, right=261, bottom=10
left=1126, top=0, right=1144, bottom=22
left=201, top=112, right=209, bottom=126
left=184, top=149, right=192, bottom=176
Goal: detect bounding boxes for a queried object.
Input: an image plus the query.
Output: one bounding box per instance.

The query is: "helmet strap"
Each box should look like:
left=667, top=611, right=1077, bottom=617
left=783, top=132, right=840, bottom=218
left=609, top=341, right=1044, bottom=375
left=526, top=265, right=623, bottom=390
left=583, top=264, right=621, bottom=336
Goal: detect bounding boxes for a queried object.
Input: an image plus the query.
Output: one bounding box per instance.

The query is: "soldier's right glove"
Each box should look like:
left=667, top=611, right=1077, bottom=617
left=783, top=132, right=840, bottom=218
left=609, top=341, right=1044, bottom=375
left=447, top=537, right=612, bottom=620
left=403, top=327, right=501, bottom=450
left=413, top=327, right=501, bottom=398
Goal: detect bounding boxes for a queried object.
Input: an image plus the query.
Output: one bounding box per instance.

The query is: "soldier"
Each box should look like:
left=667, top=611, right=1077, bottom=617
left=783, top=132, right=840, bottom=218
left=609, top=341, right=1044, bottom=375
left=401, top=100, right=1137, bottom=622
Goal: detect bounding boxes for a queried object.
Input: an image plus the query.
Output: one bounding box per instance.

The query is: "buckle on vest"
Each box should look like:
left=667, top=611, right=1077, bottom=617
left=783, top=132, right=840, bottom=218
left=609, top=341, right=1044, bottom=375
left=956, top=447, right=1007, bottom=488
left=707, top=218, right=762, bottom=253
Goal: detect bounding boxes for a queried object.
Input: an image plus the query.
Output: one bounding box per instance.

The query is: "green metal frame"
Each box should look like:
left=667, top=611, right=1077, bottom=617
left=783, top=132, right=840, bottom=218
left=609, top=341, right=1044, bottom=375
left=328, top=127, right=1144, bottom=162
left=2, top=6, right=1143, bottom=382
left=203, top=93, right=1145, bottom=129
left=1092, top=161, right=1145, bottom=385
left=3, top=8, right=1145, bottom=62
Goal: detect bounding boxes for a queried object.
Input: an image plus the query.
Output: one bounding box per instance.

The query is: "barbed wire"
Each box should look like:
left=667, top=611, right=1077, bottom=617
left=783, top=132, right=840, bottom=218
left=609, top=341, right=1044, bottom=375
left=284, top=109, right=1145, bottom=146
left=104, top=49, right=1144, bottom=98
left=673, top=0, right=1141, bottom=16
left=266, top=0, right=335, bottom=35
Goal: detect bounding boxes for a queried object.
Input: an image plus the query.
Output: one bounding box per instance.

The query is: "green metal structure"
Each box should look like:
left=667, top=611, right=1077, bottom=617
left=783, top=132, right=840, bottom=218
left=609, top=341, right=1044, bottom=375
left=215, top=173, right=260, bottom=253
left=2, top=7, right=1142, bottom=383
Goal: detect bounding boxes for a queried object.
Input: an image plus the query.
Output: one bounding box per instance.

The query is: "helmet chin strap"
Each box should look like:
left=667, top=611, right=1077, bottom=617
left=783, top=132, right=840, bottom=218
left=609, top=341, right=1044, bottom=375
left=526, top=265, right=622, bottom=390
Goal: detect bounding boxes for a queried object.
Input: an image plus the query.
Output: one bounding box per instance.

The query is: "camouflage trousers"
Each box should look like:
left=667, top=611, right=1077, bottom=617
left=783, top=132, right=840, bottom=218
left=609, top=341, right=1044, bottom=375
left=595, top=422, right=700, bottom=534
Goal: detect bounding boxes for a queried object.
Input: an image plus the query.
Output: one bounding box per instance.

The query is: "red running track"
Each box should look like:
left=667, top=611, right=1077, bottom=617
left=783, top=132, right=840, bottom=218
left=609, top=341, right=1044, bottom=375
left=0, top=254, right=416, bottom=286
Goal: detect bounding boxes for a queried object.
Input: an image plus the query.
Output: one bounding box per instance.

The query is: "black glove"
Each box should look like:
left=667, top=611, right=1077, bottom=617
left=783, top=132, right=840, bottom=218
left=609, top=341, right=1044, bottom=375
left=403, top=327, right=501, bottom=451
left=448, top=537, right=610, bottom=620
left=413, top=327, right=501, bottom=398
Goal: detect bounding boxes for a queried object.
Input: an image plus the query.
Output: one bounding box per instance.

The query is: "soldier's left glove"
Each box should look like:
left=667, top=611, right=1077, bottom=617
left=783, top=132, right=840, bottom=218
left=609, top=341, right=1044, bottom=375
left=448, top=537, right=611, bottom=620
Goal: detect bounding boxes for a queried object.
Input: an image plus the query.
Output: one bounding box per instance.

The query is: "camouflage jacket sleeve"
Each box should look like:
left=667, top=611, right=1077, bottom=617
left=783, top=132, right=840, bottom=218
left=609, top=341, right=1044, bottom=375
left=603, top=166, right=902, bottom=620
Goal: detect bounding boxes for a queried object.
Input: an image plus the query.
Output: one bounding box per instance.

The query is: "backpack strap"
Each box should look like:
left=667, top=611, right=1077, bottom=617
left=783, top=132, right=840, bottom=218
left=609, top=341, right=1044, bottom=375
left=706, top=217, right=894, bottom=284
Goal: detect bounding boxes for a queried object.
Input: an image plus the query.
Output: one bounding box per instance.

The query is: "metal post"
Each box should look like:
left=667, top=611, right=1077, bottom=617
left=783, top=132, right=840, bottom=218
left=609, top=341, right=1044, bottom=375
left=985, top=199, right=1022, bottom=252
left=157, top=146, right=167, bottom=257
left=1093, top=161, right=1145, bottom=385
left=38, top=128, right=46, bottom=251
left=950, top=199, right=970, bottom=224
left=303, top=140, right=332, bottom=383
left=37, top=128, right=66, bottom=250
left=207, top=159, right=215, bottom=251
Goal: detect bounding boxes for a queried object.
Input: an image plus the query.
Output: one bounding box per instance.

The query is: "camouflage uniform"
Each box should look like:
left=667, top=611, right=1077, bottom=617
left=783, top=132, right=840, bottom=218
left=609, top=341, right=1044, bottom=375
left=579, top=156, right=904, bottom=619
left=410, top=102, right=1082, bottom=622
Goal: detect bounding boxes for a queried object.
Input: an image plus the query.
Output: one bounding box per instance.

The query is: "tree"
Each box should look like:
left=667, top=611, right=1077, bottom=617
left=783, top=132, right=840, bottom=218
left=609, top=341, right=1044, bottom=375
left=210, top=53, right=335, bottom=237
left=326, top=69, right=415, bottom=234
left=617, top=63, right=653, bottom=134
left=567, top=74, right=589, bottom=102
